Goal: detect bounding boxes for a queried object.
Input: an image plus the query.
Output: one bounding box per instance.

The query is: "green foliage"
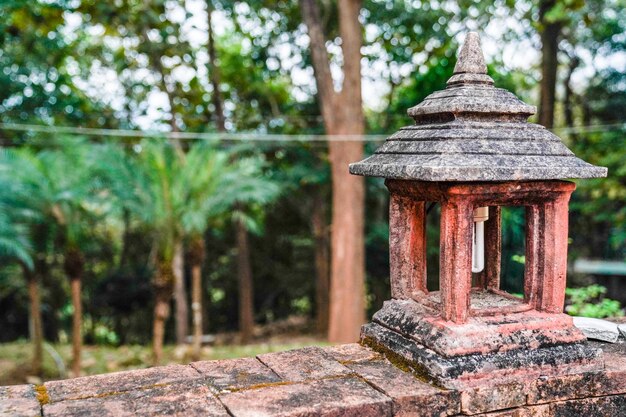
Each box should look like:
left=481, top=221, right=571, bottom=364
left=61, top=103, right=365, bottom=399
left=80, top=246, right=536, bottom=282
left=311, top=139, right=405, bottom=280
left=0, top=0, right=624, bottom=351
left=565, top=285, right=624, bottom=318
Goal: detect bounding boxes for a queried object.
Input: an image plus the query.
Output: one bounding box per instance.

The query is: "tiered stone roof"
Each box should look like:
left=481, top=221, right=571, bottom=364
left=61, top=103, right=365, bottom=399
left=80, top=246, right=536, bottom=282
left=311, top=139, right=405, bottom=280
left=350, top=32, right=607, bottom=181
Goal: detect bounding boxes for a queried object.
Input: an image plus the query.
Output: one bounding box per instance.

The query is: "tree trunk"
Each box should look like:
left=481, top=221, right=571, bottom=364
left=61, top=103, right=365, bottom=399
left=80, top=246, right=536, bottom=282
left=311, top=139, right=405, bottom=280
left=538, top=0, right=562, bottom=129
left=26, top=269, right=44, bottom=376
left=173, top=241, right=188, bottom=345
left=563, top=55, right=580, bottom=137
left=189, top=236, right=205, bottom=361
left=236, top=218, right=254, bottom=344
left=70, top=278, right=82, bottom=377
left=153, top=260, right=174, bottom=365
left=207, top=1, right=226, bottom=132
left=300, top=0, right=366, bottom=343
left=63, top=247, right=84, bottom=378
left=119, top=208, right=131, bottom=268
left=311, top=190, right=330, bottom=334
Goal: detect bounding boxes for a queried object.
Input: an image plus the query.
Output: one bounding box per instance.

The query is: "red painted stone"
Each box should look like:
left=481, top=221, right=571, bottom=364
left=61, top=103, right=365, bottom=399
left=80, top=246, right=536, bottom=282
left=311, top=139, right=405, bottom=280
left=461, top=382, right=526, bottom=415
left=219, top=377, right=392, bottom=417
left=440, top=198, right=474, bottom=323
left=385, top=179, right=575, bottom=324
left=43, top=381, right=228, bottom=417
left=467, top=404, right=550, bottom=416
left=191, top=357, right=281, bottom=393
left=44, top=364, right=202, bottom=402
left=0, top=384, right=40, bottom=417
left=549, top=394, right=626, bottom=416
left=257, top=346, right=351, bottom=382
left=346, top=359, right=460, bottom=416
left=374, top=298, right=587, bottom=357
left=323, top=343, right=382, bottom=363
left=0, top=343, right=625, bottom=416
left=389, top=195, right=427, bottom=299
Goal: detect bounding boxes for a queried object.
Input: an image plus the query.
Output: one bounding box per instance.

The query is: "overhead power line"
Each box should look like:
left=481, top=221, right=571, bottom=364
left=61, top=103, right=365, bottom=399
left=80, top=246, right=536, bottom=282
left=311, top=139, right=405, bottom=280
left=0, top=122, right=623, bottom=142
left=0, top=123, right=386, bottom=142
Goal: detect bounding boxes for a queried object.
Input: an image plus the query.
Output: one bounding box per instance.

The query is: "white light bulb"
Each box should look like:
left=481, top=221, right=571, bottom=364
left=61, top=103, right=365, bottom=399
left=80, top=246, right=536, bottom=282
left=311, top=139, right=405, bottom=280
left=471, top=207, right=489, bottom=273
left=472, top=221, right=485, bottom=273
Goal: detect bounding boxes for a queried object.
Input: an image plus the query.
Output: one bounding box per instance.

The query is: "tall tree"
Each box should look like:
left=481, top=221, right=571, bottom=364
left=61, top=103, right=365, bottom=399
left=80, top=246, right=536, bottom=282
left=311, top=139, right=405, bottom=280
left=0, top=207, right=35, bottom=370
left=299, top=0, right=365, bottom=343
left=207, top=1, right=226, bottom=132
left=538, top=0, right=563, bottom=128
left=0, top=145, right=95, bottom=376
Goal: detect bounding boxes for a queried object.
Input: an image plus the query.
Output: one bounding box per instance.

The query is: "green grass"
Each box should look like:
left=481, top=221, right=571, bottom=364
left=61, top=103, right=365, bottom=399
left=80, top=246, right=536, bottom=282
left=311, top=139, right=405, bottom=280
left=0, top=335, right=328, bottom=385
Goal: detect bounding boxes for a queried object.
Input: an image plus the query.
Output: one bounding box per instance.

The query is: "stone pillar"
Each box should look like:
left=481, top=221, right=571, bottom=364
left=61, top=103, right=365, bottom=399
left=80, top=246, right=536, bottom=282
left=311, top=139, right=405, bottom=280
left=389, top=194, right=427, bottom=299
left=524, top=187, right=574, bottom=313
left=439, top=198, right=474, bottom=323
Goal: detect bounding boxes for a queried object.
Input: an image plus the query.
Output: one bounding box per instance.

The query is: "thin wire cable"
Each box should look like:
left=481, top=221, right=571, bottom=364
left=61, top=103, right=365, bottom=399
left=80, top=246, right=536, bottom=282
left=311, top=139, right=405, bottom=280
left=0, top=123, right=387, bottom=142
left=0, top=121, right=623, bottom=142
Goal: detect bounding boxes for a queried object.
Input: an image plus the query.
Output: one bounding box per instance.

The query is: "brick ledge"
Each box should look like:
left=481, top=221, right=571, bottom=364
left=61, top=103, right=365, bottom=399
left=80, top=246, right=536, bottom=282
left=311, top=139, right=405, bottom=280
left=1, top=342, right=625, bottom=416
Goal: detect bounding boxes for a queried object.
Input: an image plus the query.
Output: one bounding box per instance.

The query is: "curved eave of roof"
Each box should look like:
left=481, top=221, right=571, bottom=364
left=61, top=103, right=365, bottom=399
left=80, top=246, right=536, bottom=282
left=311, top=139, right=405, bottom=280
left=407, top=86, right=536, bottom=117
left=349, top=154, right=608, bottom=182
left=350, top=32, right=608, bottom=182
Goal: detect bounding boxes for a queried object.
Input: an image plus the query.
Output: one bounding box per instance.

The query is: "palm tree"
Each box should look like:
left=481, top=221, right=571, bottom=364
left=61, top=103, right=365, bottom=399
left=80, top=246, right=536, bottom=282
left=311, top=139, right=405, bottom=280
left=97, top=141, right=280, bottom=361
left=219, top=156, right=281, bottom=344
left=0, top=211, right=37, bottom=370
left=96, top=141, right=236, bottom=363
left=0, top=145, right=97, bottom=377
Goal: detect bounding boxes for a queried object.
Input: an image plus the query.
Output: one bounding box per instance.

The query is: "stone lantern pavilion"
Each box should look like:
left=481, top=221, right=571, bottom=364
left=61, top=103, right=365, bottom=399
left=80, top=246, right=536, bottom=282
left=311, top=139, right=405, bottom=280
left=350, top=33, right=608, bottom=388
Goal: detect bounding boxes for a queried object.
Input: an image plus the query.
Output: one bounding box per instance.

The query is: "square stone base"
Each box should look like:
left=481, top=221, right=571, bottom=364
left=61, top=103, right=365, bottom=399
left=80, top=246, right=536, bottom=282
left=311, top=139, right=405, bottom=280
left=362, top=298, right=605, bottom=389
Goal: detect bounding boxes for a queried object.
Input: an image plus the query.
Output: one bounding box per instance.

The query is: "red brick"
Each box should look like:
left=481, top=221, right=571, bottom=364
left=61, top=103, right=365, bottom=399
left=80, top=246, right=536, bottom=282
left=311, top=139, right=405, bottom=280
left=549, top=394, right=626, bottom=416
left=389, top=195, right=427, bottom=299
left=461, top=382, right=526, bottom=415
left=468, top=404, right=550, bottom=416
left=44, top=364, right=201, bottom=402
left=527, top=365, right=626, bottom=405
left=191, top=357, right=281, bottom=393
left=43, top=381, right=228, bottom=417
left=323, top=343, right=382, bottom=363
left=219, top=376, right=392, bottom=417
left=347, top=359, right=459, bottom=416
left=0, top=384, right=40, bottom=417
left=257, top=346, right=351, bottom=382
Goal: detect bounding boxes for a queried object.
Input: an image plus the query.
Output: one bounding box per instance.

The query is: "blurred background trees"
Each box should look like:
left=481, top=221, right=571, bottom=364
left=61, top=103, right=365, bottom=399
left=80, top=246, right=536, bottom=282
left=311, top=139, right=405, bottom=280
left=0, top=0, right=624, bottom=382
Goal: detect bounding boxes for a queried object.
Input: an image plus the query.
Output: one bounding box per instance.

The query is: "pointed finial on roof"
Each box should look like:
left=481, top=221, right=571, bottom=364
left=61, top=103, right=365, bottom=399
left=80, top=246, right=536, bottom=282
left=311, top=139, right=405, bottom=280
left=447, top=32, right=493, bottom=86
left=453, top=32, right=487, bottom=74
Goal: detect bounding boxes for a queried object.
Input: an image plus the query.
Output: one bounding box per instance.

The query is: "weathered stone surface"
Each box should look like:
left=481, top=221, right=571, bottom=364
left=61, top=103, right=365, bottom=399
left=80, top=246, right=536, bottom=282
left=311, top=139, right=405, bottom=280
left=44, top=364, right=201, bottom=403
left=350, top=152, right=606, bottom=182
left=0, top=384, right=40, bottom=417
left=466, top=404, right=551, bottom=416
left=349, top=33, right=607, bottom=181
left=451, top=32, right=488, bottom=75
left=362, top=322, right=602, bottom=389
left=347, top=359, right=460, bottom=416
left=372, top=298, right=587, bottom=357
left=550, top=394, right=626, bottom=416
left=461, top=382, right=526, bottom=415
left=573, top=316, right=621, bottom=342
left=2, top=342, right=626, bottom=416
left=323, top=343, right=382, bottom=363
left=257, top=346, right=351, bottom=382
left=219, top=377, right=392, bottom=417
left=43, top=381, right=228, bottom=417
left=191, top=357, right=281, bottom=393
left=527, top=343, right=626, bottom=405
left=619, top=324, right=626, bottom=339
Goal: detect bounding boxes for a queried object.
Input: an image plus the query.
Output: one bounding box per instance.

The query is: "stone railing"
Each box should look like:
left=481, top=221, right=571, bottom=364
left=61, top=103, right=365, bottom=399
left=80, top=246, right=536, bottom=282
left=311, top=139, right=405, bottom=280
left=2, top=342, right=626, bottom=416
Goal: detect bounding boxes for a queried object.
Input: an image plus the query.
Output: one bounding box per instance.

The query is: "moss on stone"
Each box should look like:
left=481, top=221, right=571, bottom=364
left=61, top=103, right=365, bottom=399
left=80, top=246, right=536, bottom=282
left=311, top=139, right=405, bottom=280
left=34, top=385, right=49, bottom=406
left=360, top=337, right=444, bottom=388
